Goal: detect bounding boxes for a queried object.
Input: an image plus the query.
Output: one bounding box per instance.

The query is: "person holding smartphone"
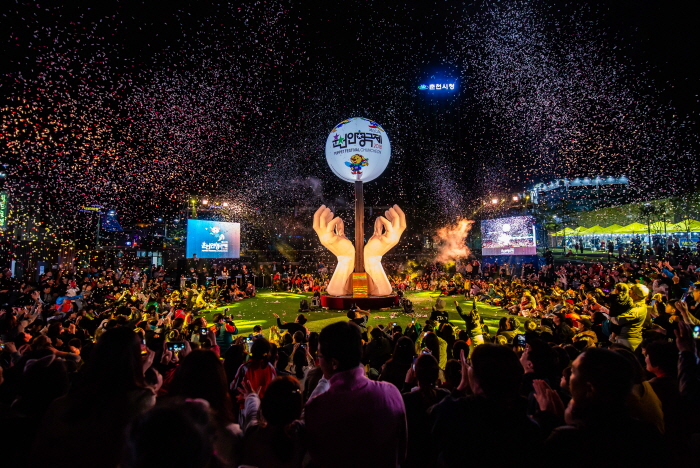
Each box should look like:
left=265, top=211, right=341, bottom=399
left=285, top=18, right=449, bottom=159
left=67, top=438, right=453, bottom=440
left=187, top=316, right=208, bottom=344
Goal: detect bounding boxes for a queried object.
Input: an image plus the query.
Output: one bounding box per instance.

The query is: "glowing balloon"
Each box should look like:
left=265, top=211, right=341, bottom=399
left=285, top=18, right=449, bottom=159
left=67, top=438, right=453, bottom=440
left=325, top=117, right=391, bottom=183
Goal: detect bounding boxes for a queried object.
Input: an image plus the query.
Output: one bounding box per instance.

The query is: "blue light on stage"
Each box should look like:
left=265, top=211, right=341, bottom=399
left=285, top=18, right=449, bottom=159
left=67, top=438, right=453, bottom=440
left=418, top=83, right=455, bottom=91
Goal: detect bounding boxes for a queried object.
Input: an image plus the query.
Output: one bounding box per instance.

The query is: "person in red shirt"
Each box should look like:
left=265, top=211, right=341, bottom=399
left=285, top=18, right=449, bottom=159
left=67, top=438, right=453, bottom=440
left=231, top=338, right=277, bottom=410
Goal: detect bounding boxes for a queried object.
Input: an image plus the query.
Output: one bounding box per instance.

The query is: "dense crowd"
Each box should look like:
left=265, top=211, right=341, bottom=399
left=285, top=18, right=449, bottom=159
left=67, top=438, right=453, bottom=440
left=1, top=250, right=700, bottom=467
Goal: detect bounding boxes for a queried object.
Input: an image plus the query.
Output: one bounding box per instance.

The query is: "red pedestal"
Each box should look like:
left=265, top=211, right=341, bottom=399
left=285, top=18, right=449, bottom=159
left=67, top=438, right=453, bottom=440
left=320, top=294, right=400, bottom=310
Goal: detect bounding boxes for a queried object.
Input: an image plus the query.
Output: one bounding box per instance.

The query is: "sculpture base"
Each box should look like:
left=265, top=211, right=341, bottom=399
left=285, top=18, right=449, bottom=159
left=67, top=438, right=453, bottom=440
left=320, top=294, right=400, bottom=310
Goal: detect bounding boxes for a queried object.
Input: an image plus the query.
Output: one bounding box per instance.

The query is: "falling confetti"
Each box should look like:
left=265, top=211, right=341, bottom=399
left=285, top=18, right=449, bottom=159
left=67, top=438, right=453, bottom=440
left=0, top=1, right=696, bottom=261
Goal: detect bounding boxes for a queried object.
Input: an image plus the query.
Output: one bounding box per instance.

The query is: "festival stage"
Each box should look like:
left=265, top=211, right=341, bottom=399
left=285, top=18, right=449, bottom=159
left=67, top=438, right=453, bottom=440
left=320, top=294, right=400, bottom=310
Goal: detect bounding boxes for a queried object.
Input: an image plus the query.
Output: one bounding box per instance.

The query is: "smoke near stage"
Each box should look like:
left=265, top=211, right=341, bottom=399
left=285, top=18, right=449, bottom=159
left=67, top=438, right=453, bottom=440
left=433, top=219, right=474, bottom=264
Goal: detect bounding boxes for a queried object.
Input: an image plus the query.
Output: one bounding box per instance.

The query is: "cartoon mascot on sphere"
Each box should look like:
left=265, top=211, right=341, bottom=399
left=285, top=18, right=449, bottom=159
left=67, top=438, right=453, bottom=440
left=345, top=154, right=369, bottom=175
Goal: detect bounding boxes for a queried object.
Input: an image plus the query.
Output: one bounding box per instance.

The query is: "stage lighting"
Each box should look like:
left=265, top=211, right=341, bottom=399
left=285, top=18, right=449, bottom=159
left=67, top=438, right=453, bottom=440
left=202, top=199, right=209, bottom=205
left=491, top=198, right=499, bottom=204
left=512, top=196, right=519, bottom=202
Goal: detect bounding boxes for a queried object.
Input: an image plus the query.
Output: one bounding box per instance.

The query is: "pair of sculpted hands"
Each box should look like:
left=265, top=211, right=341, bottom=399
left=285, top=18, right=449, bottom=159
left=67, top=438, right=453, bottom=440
left=313, top=204, right=406, bottom=297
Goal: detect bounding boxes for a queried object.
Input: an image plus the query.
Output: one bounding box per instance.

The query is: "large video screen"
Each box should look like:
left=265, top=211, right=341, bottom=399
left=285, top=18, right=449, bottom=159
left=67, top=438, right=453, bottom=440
left=481, top=216, right=536, bottom=256
left=186, top=220, right=240, bottom=259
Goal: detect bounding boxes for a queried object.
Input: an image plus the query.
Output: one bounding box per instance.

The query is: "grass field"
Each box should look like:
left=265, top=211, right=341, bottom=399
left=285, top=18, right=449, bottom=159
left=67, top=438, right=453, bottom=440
left=199, top=290, right=510, bottom=338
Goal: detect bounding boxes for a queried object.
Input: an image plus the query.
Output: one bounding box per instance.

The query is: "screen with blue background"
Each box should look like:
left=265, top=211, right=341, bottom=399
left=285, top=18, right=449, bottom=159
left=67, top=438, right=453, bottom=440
left=186, top=220, right=240, bottom=259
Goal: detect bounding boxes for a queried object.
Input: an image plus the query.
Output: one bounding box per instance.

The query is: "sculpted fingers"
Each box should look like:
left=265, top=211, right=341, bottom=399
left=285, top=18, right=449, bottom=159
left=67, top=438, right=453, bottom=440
left=386, top=207, right=400, bottom=229
left=374, top=217, right=383, bottom=236
left=322, top=208, right=334, bottom=228
left=393, top=205, right=406, bottom=230
left=378, top=216, right=392, bottom=235
left=327, top=216, right=342, bottom=235
left=313, top=205, right=327, bottom=232
left=336, top=218, right=345, bottom=237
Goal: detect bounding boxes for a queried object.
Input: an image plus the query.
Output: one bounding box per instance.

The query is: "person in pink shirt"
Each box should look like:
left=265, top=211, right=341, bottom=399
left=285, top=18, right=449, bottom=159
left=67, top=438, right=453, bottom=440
left=304, top=321, right=407, bottom=467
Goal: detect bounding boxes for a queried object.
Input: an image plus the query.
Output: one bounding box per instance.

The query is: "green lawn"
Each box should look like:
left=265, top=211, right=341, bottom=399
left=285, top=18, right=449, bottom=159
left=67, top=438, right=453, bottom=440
left=199, top=290, right=509, bottom=338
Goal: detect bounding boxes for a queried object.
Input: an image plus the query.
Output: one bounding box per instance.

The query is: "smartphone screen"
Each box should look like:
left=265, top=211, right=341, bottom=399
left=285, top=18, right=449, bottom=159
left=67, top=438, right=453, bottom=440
left=200, top=327, right=208, bottom=336
left=693, top=326, right=700, bottom=339
left=168, top=342, right=185, bottom=352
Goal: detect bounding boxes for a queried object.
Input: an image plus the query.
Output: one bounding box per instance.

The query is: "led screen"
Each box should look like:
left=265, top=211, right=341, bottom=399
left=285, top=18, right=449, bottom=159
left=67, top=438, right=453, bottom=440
left=481, top=216, right=536, bottom=256
left=186, top=220, right=240, bottom=259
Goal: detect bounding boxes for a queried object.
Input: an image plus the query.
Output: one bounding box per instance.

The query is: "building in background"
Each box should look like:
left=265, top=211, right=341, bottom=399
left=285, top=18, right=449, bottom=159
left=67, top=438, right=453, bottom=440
left=529, top=176, right=630, bottom=211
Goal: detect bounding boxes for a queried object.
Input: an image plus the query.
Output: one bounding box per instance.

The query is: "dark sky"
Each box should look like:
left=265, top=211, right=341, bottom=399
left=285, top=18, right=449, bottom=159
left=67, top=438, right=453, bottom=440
left=1, top=0, right=699, bottom=239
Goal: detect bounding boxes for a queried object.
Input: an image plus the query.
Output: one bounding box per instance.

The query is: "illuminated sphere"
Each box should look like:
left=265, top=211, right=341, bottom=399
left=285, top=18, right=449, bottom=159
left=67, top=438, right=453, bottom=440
left=325, top=117, right=391, bottom=183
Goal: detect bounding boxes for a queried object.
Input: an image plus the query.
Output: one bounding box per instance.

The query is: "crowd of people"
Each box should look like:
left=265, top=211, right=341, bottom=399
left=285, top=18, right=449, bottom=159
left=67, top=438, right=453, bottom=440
left=559, top=233, right=700, bottom=260
left=1, top=249, right=700, bottom=467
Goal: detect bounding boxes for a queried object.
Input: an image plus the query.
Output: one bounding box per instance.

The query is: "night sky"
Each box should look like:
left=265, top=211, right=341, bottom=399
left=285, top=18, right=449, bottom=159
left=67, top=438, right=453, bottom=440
left=1, top=0, right=699, bottom=245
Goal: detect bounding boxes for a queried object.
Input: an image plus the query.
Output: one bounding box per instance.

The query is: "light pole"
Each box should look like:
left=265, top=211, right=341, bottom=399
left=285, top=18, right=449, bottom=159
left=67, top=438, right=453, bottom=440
left=556, top=214, right=571, bottom=257
left=96, top=213, right=101, bottom=247
left=641, top=203, right=654, bottom=251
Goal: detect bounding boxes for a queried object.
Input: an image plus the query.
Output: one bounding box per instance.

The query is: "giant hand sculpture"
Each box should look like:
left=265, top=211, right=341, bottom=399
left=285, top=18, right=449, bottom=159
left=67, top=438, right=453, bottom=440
left=313, top=206, right=355, bottom=296
left=364, top=205, right=406, bottom=296
left=313, top=204, right=406, bottom=296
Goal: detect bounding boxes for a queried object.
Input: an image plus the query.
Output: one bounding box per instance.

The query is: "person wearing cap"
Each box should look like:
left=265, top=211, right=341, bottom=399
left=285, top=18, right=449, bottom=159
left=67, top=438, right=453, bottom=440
left=430, top=298, right=450, bottom=325
left=552, top=313, right=574, bottom=344
left=573, top=317, right=598, bottom=347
